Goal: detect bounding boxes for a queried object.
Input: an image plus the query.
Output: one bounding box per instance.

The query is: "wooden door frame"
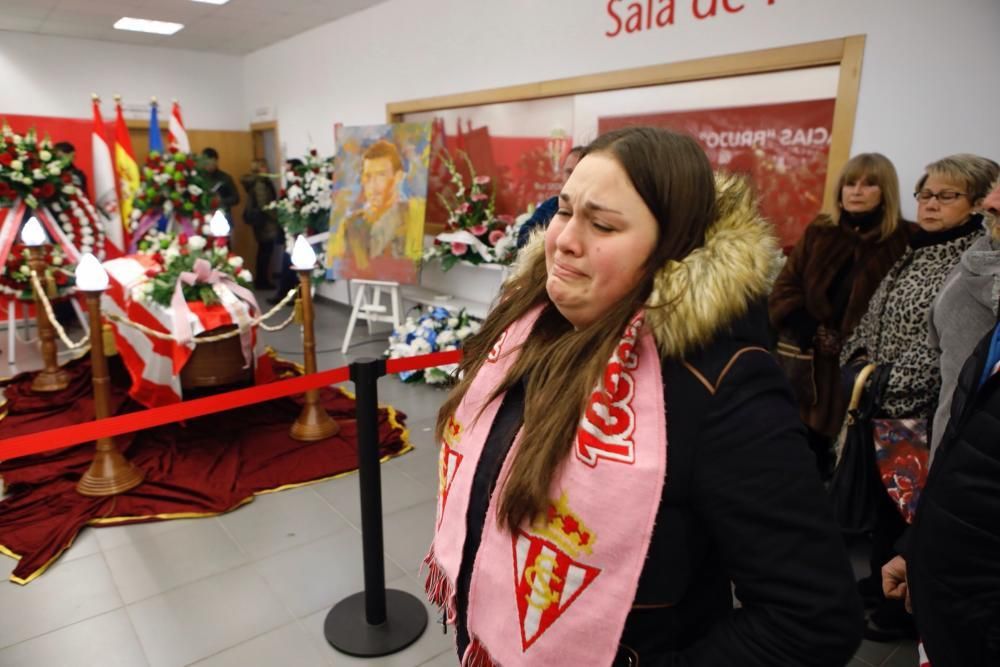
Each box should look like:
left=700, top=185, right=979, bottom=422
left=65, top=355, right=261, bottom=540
left=250, top=120, right=281, bottom=175
left=387, top=35, right=866, bottom=213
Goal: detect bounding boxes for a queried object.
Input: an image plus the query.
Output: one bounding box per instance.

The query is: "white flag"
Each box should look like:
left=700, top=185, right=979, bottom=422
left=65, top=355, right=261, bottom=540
left=91, top=98, right=123, bottom=253
left=168, top=101, right=190, bottom=153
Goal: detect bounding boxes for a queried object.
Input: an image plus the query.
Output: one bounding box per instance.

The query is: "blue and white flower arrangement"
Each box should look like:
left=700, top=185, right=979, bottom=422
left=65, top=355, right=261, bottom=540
left=387, top=306, right=481, bottom=384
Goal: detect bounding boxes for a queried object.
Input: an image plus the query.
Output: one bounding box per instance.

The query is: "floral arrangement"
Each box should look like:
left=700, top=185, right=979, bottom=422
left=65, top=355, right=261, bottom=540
left=0, top=126, right=75, bottom=210
left=267, top=149, right=335, bottom=244
left=424, top=151, right=518, bottom=270
left=130, top=149, right=219, bottom=241
left=0, top=125, right=108, bottom=300
left=386, top=306, right=480, bottom=384
left=0, top=243, right=74, bottom=300
left=134, top=232, right=252, bottom=308
left=48, top=193, right=106, bottom=259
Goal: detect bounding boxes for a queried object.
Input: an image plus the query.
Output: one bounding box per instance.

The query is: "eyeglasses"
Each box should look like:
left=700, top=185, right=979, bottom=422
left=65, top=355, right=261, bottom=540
left=914, top=190, right=968, bottom=204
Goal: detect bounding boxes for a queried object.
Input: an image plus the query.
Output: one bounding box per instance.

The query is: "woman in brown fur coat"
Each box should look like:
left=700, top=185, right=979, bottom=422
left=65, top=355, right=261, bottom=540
left=769, top=153, right=910, bottom=475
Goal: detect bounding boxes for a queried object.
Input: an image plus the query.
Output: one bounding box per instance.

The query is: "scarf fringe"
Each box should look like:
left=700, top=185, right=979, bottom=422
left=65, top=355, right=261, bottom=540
left=422, top=547, right=456, bottom=623
left=462, top=636, right=499, bottom=667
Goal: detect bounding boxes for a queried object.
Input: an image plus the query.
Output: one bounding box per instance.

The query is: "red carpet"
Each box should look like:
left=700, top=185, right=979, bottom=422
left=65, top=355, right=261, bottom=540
left=0, top=354, right=410, bottom=584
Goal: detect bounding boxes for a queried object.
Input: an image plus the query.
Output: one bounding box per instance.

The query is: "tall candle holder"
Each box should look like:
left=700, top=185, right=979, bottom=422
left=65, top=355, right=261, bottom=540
left=74, top=254, right=144, bottom=496
left=289, top=236, right=338, bottom=441
left=22, top=216, right=69, bottom=392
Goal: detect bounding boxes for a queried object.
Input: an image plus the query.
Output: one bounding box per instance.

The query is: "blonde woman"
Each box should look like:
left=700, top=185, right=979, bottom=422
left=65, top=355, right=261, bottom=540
left=425, top=127, right=861, bottom=666
left=769, top=153, right=910, bottom=477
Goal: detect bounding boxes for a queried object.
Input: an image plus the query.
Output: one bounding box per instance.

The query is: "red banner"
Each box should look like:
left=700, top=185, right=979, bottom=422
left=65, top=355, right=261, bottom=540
left=426, top=118, right=571, bottom=225
left=599, top=99, right=835, bottom=250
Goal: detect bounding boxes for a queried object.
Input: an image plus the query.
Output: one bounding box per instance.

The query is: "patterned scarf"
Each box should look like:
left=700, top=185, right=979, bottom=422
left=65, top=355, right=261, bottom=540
left=425, top=307, right=668, bottom=666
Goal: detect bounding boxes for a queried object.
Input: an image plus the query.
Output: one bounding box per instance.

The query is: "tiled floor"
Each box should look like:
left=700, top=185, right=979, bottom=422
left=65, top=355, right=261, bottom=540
left=0, top=294, right=917, bottom=666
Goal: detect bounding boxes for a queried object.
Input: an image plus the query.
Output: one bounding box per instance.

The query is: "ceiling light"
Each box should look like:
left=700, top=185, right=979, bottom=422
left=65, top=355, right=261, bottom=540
left=192, top=0, right=231, bottom=4
left=113, top=17, right=184, bottom=35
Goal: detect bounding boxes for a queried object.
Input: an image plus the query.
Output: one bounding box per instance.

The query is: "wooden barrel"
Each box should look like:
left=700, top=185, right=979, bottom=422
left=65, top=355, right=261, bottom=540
left=180, top=325, right=253, bottom=389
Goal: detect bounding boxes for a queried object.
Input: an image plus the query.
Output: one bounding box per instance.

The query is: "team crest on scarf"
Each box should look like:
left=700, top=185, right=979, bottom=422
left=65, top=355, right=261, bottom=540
left=576, top=313, right=643, bottom=466
left=438, top=416, right=464, bottom=526
left=511, top=493, right=600, bottom=650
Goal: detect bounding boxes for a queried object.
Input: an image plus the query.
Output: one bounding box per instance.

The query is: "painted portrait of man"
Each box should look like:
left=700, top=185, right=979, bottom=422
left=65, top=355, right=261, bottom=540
left=328, top=124, right=430, bottom=284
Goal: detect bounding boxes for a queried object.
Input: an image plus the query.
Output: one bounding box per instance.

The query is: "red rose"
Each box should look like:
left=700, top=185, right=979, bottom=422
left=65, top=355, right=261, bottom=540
left=309, top=149, right=318, bottom=156
left=4, top=136, right=13, bottom=145
left=185, top=159, right=195, bottom=169
left=40, top=182, right=55, bottom=198
left=169, top=146, right=179, bottom=154
left=210, top=196, right=220, bottom=208
left=32, top=187, right=43, bottom=198
left=0, top=152, right=12, bottom=166
left=190, top=194, right=198, bottom=203
left=214, top=237, right=227, bottom=248
left=279, top=189, right=286, bottom=198
left=55, top=273, right=68, bottom=286
left=178, top=233, right=189, bottom=246
left=60, top=171, right=73, bottom=183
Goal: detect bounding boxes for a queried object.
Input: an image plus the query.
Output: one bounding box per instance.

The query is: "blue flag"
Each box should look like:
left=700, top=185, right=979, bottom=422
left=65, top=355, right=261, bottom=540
left=149, top=102, right=164, bottom=153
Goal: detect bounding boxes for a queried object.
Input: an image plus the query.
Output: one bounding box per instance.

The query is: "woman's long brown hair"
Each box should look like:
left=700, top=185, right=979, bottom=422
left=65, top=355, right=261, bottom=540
left=435, top=127, right=717, bottom=534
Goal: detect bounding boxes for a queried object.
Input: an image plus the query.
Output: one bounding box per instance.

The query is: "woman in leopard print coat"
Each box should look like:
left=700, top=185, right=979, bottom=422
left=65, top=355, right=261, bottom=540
left=839, top=153, right=999, bottom=642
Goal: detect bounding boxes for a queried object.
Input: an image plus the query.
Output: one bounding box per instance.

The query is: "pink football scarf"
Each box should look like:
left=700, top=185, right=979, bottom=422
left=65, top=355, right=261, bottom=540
left=425, top=307, right=668, bottom=666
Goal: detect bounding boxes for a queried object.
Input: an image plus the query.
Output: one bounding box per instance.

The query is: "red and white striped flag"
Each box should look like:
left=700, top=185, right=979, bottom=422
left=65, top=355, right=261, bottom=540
left=91, top=96, right=123, bottom=255
left=168, top=100, right=190, bottom=153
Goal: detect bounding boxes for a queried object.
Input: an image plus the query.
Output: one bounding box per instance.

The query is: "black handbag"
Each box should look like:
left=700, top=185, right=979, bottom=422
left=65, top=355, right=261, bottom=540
left=829, top=363, right=888, bottom=534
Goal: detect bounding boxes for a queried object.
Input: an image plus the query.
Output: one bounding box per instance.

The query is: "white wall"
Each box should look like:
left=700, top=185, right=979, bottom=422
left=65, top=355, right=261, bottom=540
left=244, top=0, right=1000, bottom=221
left=0, top=30, right=245, bottom=129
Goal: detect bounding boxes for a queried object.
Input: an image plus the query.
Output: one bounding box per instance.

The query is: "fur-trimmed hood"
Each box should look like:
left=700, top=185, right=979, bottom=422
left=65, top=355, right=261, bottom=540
left=511, top=173, right=784, bottom=358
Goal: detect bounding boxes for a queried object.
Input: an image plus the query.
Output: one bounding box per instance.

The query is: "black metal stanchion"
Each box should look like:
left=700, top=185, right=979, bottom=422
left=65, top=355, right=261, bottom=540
left=324, top=357, right=428, bottom=656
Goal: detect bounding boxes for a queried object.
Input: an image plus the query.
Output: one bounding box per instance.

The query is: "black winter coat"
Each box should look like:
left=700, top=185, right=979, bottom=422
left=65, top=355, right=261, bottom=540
left=616, top=303, right=862, bottom=665
left=908, top=321, right=1000, bottom=666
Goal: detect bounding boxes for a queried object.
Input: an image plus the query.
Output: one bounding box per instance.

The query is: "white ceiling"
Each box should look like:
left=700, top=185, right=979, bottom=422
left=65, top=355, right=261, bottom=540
left=0, top=0, right=390, bottom=55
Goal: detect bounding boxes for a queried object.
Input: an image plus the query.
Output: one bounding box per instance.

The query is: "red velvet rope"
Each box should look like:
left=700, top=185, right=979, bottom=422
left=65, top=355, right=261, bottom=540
left=1, top=350, right=464, bottom=460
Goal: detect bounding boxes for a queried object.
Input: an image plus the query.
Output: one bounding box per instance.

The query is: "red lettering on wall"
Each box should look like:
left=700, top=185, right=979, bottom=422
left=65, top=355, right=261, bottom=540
left=606, top=0, right=772, bottom=38
left=658, top=0, right=676, bottom=26
left=625, top=2, right=644, bottom=32
left=606, top=0, right=623, bottom=36
left=692, top=0, right=717, bottom=19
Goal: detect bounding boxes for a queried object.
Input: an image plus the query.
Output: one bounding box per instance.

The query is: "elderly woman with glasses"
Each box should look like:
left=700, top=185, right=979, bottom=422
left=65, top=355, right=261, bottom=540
left=840, top=153, right=1000, bottom=642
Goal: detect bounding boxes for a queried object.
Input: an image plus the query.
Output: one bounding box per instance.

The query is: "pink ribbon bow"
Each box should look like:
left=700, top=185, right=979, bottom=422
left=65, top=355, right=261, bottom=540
left=170, top=258, right=259, bottom=368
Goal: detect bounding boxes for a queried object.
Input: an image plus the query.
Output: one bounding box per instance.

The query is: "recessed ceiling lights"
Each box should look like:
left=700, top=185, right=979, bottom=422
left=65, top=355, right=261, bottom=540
left=113, top=17, right=184, bottom=35
left=191, top=0, right=231, bottom=4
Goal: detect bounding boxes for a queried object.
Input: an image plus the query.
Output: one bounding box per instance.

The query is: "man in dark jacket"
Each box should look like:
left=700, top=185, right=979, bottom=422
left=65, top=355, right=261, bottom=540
left=881, top=315, right=1000, bottom=666
left=240, top=159, right=280, bottom=289
left=54, top=141, right=88, bottom=197
left=201, top=147, right=240, bottom=220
